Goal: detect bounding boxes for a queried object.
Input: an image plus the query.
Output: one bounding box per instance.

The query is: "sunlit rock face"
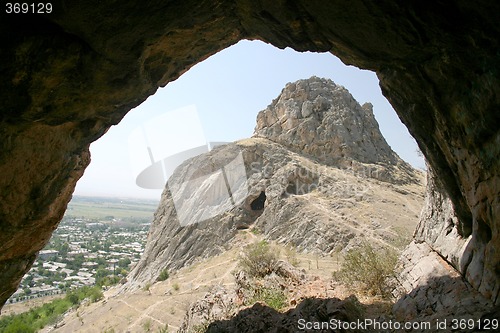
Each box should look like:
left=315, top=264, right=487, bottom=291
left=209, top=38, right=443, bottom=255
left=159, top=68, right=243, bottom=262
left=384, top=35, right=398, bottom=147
left=255, top=77, right=396, bottom=166
left=254, top=76, right=418, bottom=184
left=0, top=0, right=499, bottom=310
left=414, top=165, right=470, bottom=273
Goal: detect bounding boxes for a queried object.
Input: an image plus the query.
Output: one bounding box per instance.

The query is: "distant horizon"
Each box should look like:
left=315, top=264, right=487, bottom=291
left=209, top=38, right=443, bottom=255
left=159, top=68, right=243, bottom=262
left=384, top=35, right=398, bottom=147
left=70, top=194, right=160, bottom=203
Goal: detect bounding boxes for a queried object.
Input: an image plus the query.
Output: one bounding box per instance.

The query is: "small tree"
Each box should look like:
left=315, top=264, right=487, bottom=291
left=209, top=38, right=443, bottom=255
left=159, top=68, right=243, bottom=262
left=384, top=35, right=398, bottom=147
left=157, top=268, right=169, bottom=282
left=334, top=242, right=398, bottom=298
left=238, top=240, right=279, bottom=278
left=65, top=292, right=79, bottom=305
left=118, top=258, right=131, bottom=269
left=89, top=287, right=104, bottom=303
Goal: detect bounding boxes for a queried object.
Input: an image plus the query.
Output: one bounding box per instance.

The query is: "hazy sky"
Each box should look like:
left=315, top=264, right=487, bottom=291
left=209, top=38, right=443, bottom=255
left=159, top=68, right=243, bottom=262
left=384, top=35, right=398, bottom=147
left=74, top=40, right=424, bottom=200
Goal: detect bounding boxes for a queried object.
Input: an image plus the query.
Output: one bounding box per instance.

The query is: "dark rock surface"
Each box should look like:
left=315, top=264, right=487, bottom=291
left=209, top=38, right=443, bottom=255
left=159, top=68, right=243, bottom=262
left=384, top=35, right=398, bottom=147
left=0, top=0, right=499, bottom=309
left=198, top=295, right=363, bottom=333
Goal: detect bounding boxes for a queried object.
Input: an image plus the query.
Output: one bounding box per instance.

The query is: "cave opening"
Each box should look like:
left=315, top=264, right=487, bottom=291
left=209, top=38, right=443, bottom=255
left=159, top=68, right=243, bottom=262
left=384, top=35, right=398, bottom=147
left=286, top=182, right=297, bottom=195
left=250, top=191, right=267, bottom=211
left=62, top=39, right=425, bottom=298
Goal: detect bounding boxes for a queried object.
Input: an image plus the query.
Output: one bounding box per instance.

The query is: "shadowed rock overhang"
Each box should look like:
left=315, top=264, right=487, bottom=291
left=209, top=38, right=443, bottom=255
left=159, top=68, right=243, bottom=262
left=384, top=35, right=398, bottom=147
left=0, top=0, right=499, bottom=308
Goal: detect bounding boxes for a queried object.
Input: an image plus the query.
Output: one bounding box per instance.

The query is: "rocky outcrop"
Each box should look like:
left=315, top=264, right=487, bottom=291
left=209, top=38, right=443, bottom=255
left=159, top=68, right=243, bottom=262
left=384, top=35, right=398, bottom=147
left=413, top=165, right=470, bottom=273
left=255, top=76, right=421, bottom=183
left=392, top=168, right=498, bottom=325
left=1, top=0, right=499, bottom=309
left=127, top=78, right=424, bottom=288
left=206, top=296, right=363, bottom=333
left=178, top=285, right=239, bottom=333
left=254, top=77, right=416, bottom=184
left=393, top=241, right=494, bottom=329
left=179, top=263, right=364, bottom=333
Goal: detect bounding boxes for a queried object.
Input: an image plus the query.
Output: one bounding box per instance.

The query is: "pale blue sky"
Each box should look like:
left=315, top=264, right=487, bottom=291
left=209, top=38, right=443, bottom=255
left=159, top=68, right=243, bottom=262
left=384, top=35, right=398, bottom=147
left=74, top=40, right=424, bottom=200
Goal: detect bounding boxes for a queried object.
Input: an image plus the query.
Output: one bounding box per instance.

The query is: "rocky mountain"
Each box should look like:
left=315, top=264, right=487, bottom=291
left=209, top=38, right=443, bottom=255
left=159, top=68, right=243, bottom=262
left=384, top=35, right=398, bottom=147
left=253, top=77, right=414, bottom=184
left=177, top=264, right=364, bottom=333
left=126, top=77, right=425, bottom=288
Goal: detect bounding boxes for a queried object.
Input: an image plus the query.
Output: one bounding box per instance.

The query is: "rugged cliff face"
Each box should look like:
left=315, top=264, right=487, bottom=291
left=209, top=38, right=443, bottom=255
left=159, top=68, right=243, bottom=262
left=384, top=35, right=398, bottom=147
left=127, top=77, right=424, bottom=287
left=1, top=1, right=499, bottom=309
left=392, top=167, right=495, bottom=322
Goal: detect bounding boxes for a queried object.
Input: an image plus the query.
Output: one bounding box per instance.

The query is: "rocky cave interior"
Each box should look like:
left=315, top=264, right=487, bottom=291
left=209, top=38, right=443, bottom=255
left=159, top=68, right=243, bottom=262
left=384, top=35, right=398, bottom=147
left=0, top=0, right=499, bottom=318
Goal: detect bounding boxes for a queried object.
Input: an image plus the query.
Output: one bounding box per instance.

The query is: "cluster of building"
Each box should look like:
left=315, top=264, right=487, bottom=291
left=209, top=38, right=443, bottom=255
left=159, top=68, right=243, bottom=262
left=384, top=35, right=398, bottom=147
left=7, top=216, right=149, bottom=304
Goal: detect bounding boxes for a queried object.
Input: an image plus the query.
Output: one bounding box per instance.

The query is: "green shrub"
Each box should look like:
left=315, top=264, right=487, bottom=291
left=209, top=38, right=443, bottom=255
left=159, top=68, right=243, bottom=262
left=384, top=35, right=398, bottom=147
left=89, top=286, right=104, bottom=302
left=157, top=268, right=169, bottom=282
left=247, top=286, right=287, bottom=311
left=2, top=317, right=36, bottom=333
left=190, top=321, right=209, bottom=333
left=65, top=291, right=79, bottom=305
left=238, top=240, right=279, bottom=278
left=98, top=275, right=121, bottom=287
left=334, top=242, right=398, bottom=298
left=142, top=319, right=152, bottom=332
left=250, top=228, right=261, bottom=235
left=0, top=285, right=106, bottom=332
left=389, top=227, right=413, bottom=249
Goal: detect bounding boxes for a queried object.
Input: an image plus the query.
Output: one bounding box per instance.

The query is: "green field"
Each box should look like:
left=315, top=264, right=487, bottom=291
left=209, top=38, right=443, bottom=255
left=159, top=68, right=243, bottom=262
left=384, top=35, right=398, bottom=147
left=64, top=196, right=159, bottom=220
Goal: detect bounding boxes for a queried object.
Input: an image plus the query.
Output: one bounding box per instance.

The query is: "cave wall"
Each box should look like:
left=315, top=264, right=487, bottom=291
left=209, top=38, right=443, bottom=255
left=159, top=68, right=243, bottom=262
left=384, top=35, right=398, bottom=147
left=1, top=0, right=499, bottom=308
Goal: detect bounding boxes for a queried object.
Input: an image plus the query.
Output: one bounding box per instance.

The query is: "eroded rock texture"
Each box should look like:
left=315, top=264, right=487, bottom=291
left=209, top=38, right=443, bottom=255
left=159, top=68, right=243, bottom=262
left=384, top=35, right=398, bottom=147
left=254, top=77, right=417, bottom=184
left=1, top=0, right=499, bottom=309
left=179, top=276, right=363, bottom=333
left=414, top=165, right=470, bottom=273
left=393, top=241, right=494, bottom=327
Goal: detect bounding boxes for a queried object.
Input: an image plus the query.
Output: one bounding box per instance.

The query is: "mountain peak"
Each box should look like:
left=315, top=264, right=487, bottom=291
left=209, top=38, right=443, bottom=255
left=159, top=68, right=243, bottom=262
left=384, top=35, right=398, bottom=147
left=254, top=76, right=398, bottom=167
